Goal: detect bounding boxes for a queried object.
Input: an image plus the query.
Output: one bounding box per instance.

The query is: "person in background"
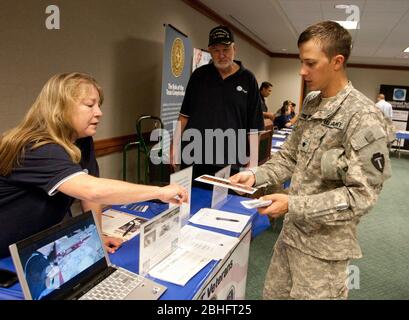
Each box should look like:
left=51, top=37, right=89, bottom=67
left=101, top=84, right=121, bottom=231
left=260, top=81, right=276, bottom=122
left=0, top=72, right=188, bottom=258
left=288, top=100, right=299, bottom=126
left=274, top=101, right=293, bottom=129
left=171, top=25, right=264, bottom=180
left=230, top=21, right=393, bottom=299
left=375, top=93, right=393, bottom=120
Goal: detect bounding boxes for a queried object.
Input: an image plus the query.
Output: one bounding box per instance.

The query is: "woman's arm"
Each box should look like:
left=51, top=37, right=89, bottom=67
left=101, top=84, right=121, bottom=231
left=58, top=174, right=188, bottom=205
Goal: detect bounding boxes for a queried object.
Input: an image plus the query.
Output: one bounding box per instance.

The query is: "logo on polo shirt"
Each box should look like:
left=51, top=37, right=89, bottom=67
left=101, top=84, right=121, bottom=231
left=236, top=85, right=247, bottom=94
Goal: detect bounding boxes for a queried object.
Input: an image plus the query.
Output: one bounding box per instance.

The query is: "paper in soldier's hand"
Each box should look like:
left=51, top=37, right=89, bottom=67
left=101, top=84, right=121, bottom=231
left=195, top=174, right=258, bottom=194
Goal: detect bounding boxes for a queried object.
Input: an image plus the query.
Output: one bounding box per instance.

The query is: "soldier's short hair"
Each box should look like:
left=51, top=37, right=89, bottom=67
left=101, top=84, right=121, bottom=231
left=297, top=21, right=352, bottom=66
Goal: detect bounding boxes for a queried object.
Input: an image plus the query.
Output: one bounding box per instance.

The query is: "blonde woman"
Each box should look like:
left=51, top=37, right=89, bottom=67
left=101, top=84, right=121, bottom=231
left=0, top=72, right=188, bottom=258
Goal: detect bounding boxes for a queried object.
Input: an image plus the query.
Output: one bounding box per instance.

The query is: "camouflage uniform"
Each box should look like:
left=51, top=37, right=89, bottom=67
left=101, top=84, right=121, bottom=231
left=251, top=82, right=394, bottom=299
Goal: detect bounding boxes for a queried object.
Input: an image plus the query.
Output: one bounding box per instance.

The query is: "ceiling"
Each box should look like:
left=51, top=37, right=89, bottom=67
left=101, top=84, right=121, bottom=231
left=197, top=0, right=409, bottom=67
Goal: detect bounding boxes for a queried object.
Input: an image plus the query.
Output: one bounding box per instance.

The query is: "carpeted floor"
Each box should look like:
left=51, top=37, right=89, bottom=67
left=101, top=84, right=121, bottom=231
left=245, top=155, right=409, bottom=300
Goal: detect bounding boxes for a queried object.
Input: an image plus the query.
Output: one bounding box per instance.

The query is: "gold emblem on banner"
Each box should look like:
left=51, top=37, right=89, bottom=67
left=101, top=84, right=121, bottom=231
left=171, top=38, right=184, bottom=78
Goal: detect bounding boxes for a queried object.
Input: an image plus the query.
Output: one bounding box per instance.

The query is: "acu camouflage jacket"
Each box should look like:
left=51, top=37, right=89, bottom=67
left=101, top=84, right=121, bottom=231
left=252, top=82, right=394, bottom=260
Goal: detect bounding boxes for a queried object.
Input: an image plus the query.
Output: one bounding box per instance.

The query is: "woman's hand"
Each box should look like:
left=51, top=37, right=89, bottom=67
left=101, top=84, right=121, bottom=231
left=103, top=235, right=123, bottom=254
left=159, top=184, right=189, bottom=205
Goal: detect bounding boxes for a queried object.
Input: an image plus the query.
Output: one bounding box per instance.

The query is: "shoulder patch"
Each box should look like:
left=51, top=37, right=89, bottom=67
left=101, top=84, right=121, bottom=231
left=351, top=126, right=386, bottom=151
left=371, top=153, right=385, bottom=173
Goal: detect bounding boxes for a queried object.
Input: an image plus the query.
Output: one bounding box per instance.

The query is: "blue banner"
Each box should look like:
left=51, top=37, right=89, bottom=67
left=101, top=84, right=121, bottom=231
left=160, top=25, right=192, bottom=141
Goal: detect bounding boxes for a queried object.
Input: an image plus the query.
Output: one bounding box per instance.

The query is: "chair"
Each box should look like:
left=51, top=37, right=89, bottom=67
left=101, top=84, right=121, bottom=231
left=122, top=115, right=170, bottom=185
left=258, top=130, right=273, bottom=165
left=122, top=140, right=141, bottom=182
left=136, top=115, right=170, bottom=185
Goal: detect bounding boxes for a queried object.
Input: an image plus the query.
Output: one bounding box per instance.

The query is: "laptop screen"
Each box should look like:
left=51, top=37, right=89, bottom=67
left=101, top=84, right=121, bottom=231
left=14, top=212, right=107, bottom=300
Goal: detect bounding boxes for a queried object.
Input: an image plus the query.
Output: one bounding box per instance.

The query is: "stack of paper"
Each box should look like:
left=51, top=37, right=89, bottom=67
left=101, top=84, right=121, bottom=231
left=188, top=208, right=251, bottom=233
left=273, top=134, right=287, bottom=139
left=179, top=225, right=239, bottom=259
left=147, top=224, right=241, bottom=286
left=148, top=248, right=211, bottom=286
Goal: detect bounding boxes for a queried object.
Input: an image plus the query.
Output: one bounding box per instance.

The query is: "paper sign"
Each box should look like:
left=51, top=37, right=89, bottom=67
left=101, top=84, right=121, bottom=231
left=170, top=166, right=193, bottom=227
left=211, top=165, right=231, bottom=208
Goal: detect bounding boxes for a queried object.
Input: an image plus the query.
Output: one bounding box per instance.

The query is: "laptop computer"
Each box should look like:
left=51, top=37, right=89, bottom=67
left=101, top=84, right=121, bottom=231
left=9, top=211, right=167, bottom=300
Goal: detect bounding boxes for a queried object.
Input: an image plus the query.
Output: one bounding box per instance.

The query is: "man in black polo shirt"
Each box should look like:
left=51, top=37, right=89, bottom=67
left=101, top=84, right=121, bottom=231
left=172, top=25, right=264, bottom=180
left=260, top=81, right=276, bottom=122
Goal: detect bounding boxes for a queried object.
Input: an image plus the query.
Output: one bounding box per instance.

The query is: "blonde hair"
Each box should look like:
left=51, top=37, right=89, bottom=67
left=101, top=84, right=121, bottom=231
left=0, top=72, right=103, bottom=176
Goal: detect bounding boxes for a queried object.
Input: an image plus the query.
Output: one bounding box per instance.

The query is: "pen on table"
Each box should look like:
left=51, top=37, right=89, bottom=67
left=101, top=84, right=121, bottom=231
left=122, top=221, right=136, bottom=237
left=102, top=213, right=114, bottom=218
left=215, top=217, right=239, bottom=222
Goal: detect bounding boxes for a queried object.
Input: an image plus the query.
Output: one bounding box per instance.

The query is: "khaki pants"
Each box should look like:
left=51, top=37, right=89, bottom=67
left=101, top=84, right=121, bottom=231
left=263, top=238, right=349, bottom=300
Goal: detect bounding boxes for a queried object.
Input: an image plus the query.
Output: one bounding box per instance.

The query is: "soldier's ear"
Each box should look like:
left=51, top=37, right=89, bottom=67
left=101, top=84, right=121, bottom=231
left=332, top=54, right=345, bottom=71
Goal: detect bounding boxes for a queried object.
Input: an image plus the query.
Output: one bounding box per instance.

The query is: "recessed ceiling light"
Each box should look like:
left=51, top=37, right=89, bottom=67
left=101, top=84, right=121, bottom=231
left=281, top=48, right=287, bottom=52
left=334, top=20, right=359, bottom=30
left=335, top=4, right=349, bottom=9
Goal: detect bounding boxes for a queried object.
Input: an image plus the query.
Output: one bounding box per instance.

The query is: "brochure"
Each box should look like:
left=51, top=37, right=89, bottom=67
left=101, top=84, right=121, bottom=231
left=101, top=209, right=147, bottom=241
left=195, top=174, right=257, bottom=194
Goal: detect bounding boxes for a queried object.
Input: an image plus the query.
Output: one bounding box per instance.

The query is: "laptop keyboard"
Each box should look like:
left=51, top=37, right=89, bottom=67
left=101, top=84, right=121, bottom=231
left=79, top=268, right=143, bottom=300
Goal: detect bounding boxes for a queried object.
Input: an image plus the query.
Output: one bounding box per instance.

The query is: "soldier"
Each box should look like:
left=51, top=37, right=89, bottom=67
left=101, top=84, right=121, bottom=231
left=230, top=21, right=394, bottom=299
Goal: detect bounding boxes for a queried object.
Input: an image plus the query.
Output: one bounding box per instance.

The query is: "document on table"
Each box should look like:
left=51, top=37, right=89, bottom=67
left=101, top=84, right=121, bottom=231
left=188, top=208, right=251, bottom=233
left=272, top=140, right=284, bottom=147
left=148, top=248, right=211, bottom=286
left=179, top=225, right=239, bottom=259
left=273, top=134, right=287, bottom=139
left=101, top=209, right=147, bottom=241
left=276, top=130, right=290, bottom=135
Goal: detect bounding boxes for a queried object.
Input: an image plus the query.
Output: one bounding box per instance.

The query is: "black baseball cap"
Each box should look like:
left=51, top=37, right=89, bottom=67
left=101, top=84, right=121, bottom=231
left=208, top=26, right=234, bottom=47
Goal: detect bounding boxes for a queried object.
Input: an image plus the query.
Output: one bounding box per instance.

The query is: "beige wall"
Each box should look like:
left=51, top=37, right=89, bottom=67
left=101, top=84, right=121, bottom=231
left=0, top=0, right=271, bottom=135
left=268, top=57, right=302, bottom=114
left=347, top=68, right=409, bottom=102
left=2, top=0, right=408, bottom=181
left=0, top=0, right=270, bottom=180
left=265, top=56, right=409, bottom=115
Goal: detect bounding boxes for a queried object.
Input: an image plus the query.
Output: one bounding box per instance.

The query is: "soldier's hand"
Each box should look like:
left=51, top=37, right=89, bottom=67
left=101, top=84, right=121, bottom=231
left=229, top=171, right=255, bottom=187
left=258, top=194, right=288, bottom=218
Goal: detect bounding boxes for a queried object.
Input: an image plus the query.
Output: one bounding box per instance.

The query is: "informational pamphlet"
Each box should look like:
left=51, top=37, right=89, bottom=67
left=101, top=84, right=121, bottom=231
left=195, top=175, right=257, bottom=194
left=139, top=207, right=181, bottom=276
left=101, top=209, right=147, bottom=241
left=179, top=225, right=239, bottom=260
left=148, top=248, right=211, bottom=286
left=241, top=198, right=272, bottom=209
